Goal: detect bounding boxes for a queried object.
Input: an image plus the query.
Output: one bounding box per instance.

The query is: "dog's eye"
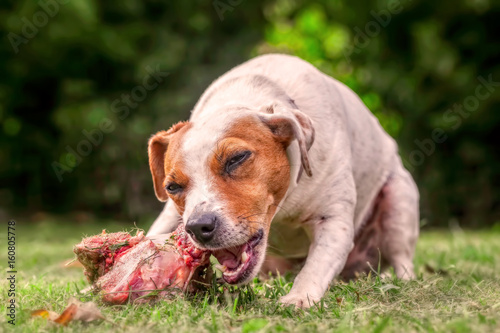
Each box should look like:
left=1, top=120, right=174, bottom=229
left=225, top=151, right=251, bottom=174
left=165, top=182, right=183, bottom=194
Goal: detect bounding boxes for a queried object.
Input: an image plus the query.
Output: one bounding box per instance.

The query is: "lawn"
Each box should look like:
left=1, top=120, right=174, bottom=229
left=1, top=219, right=499, bottom=332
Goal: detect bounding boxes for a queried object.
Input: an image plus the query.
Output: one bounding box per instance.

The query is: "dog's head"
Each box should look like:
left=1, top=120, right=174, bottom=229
left=148, top=102, right=314, bottom=284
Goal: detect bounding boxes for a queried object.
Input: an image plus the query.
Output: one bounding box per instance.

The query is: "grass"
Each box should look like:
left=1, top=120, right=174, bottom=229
left=1, top=219, right=499, bottom=332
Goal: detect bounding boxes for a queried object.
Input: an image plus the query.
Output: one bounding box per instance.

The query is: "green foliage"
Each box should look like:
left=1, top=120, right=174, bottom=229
left=0, top=0, right=498, bottom=226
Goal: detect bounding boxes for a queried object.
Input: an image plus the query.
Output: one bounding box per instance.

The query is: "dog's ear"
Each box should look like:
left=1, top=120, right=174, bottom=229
left=258, top=102, right=315, bottom=177
left=148, top=121, right=189, bottom=202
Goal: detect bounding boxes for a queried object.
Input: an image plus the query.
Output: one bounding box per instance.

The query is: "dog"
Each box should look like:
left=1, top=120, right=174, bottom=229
left=146, top=54, right=419, bottom=308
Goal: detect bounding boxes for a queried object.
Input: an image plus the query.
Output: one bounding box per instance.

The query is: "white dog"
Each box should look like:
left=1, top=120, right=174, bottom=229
left=146, top=54, right=419, bottom=308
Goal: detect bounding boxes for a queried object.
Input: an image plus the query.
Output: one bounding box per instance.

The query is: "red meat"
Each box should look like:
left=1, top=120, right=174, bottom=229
left=74, top=224, right=211, bottom=304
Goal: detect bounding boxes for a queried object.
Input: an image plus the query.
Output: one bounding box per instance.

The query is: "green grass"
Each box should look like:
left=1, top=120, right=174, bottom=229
left=1, top=220, right=499, bottom=332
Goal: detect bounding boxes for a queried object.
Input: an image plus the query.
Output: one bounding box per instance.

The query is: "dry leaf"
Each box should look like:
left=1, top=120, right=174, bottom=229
left=31, top=309, right=59, bottom=321
left=54, top=304, right=78, bottom=326
left=68, top=297, right=105, bottom=322
left=31, top=298, right=104, bottom=326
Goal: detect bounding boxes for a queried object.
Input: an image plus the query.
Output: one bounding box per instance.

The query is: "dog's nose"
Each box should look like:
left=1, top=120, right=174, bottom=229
left=185, top=213, right=218, bottom=244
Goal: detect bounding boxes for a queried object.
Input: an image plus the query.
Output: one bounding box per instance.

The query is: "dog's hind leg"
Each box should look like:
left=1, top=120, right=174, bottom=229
left=340, top=164, right=419, bottom=280
left=379, top=165, right=419, bottom=280
left=340, top=190, right=387, bottom=280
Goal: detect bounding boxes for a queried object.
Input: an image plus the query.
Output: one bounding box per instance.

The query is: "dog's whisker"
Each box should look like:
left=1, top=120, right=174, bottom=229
left=242, top=212, right=271, bottom=220
left=270, top=203, right=292, bottom=219
left=264, top=244, right=282, bottom=252
left=239, top=218, right=266, bottom=232
left=237, top=211, right=270, bottom=221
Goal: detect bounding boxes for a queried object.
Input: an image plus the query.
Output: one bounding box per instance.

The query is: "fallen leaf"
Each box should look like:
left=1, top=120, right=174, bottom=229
left=30, top=298, right=104, bottom=326
left=68, top=297, right=105, bottom=322
left=54, top=304, right=78, bottom=326
left=31, top=309, right=59, bottom=321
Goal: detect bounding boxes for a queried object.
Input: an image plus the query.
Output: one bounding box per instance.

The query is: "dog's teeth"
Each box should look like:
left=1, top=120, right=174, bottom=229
left=215, top=264, right=227, bottom=272
left=241, top=252, right=248, bottom=262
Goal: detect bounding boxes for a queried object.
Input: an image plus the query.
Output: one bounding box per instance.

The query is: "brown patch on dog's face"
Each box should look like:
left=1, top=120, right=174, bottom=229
left=148, top=121, right=192, bottom=213
left=209, top=116, right=291, bottom=234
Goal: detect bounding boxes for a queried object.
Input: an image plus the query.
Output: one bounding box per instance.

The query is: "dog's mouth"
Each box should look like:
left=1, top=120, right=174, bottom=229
left=212, top=229, right=264, bottom=284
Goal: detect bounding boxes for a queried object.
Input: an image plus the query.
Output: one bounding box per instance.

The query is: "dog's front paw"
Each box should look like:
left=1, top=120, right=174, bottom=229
left=280, top=291, right=321, bottom=309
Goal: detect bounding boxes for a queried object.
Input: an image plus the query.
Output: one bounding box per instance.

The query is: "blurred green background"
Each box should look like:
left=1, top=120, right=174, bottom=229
left=0, top=0, right=499, bottom=228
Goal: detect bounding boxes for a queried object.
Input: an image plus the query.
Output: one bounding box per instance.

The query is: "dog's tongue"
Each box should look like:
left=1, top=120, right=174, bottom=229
left=213, top=248, right=241, bottom=269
